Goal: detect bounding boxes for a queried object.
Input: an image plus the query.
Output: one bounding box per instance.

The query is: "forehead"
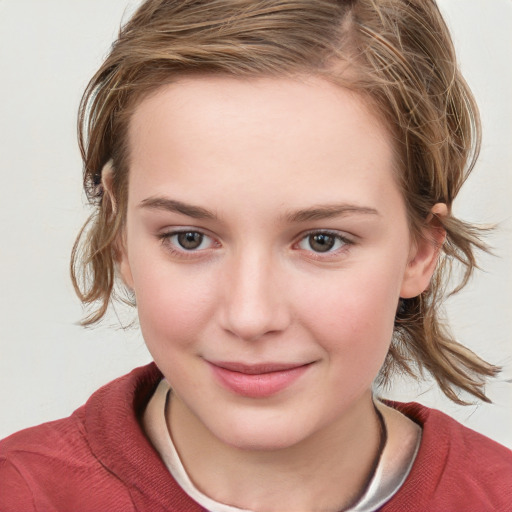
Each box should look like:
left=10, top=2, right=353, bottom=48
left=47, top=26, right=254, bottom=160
left=128, top=75, right=390, bottom=153
left=126, top=75, right=402, bottom=217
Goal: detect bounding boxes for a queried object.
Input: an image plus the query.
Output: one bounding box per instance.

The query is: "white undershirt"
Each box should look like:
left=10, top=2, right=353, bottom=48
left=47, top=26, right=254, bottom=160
left=143, top=379, right=421, bottom=512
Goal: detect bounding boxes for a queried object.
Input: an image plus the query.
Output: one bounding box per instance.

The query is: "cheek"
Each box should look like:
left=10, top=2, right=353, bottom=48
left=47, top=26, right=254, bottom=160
left=131, top=261, right=216, bottom=352
left=295, top=266, right=401, bottom=362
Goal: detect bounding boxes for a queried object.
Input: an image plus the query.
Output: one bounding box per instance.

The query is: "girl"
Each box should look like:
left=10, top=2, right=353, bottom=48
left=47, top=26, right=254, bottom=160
left=1, top=1, right=511, bottom=511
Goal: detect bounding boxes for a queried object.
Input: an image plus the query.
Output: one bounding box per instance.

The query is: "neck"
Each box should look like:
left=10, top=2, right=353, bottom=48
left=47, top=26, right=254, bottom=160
left=168, top=392, right=383, bottom=512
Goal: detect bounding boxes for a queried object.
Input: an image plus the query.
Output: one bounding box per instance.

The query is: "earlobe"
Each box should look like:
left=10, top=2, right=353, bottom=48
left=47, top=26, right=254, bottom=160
left=400, top=203, right=447, bottom=299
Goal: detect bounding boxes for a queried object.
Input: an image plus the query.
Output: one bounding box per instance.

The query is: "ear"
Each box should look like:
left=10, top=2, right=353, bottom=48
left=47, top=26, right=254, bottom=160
left=101, top=160, right=134, bottom=290
left=118, top=248, right=135, bottom=290
left=400, top=203, right=447, bottom=299
left=100, top=159, right=117, bottom=215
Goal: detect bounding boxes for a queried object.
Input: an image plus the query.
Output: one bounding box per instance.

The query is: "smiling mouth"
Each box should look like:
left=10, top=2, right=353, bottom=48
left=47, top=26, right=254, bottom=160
left=207, top=361, right=314, bottom=398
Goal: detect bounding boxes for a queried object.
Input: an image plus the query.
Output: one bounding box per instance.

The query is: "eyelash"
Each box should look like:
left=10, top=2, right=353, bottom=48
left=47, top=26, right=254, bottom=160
left=157, top=229, right=218, bottom=258
left=157, top=229, right=354, bottom=259
left=293, top=230, right=354, bottom=258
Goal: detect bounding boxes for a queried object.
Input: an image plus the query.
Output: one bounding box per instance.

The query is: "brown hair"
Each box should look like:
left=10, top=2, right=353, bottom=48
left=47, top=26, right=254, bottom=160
left=71, top=0, right=498, bottom=403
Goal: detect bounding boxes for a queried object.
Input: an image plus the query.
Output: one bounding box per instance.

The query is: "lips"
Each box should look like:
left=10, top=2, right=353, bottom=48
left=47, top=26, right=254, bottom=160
left=208, top=360, right=313, bottom=398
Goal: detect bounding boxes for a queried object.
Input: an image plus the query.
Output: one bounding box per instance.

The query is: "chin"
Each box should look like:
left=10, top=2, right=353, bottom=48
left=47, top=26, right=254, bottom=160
left=224, top=432, right=304, bottom=452
left=210, top=413, right=314, bottom=452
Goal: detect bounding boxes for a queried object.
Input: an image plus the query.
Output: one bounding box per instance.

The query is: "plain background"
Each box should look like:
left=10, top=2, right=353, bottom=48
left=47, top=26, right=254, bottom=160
left=0, top=0, right=511, bottom=448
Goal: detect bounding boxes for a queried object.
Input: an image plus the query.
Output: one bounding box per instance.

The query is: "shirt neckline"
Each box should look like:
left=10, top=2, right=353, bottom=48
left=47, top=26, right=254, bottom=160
left=142, top=379, right=421, bottom=512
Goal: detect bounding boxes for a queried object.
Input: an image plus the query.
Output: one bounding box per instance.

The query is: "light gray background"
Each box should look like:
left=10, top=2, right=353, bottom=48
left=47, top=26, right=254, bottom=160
left=1, top=0, right=511, bottom=447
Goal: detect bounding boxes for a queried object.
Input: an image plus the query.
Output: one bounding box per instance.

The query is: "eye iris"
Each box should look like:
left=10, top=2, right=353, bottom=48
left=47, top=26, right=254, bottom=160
left=177, top=232, right=203, bottom=250
left=309, top=233, right=335, bottom=252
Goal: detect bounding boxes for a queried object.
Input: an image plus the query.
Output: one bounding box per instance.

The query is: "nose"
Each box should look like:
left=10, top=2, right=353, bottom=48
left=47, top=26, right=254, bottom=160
left=219, top=249, right=291, bottom=342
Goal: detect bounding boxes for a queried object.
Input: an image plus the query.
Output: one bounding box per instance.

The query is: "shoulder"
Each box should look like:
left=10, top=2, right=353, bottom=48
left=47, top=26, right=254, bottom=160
left=398, top=402, right=512, bottom=472
left=0, top=409, right=91, bottom=511
left=383, top=402, right=512, bottom=512
left=0, top=363, right=164, bottom=512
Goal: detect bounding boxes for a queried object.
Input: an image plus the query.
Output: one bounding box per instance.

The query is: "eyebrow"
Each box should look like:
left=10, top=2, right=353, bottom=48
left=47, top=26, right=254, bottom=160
left=139, top=196, right=379, bottom=223
left=139, top=197, right=217, bottom=219
left=285, top=204, right=379, bottom=223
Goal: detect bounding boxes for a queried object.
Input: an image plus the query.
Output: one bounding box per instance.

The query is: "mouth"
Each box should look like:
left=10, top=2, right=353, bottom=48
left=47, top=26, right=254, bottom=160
left=207, top=360, right=314, bottom=398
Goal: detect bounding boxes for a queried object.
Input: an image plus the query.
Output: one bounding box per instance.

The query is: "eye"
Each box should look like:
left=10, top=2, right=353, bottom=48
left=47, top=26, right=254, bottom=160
left=160, top=230, right=216, bottom=252
left=297, top=231, right=350, bottom=253
left=175, top=231, right=206, bottom=250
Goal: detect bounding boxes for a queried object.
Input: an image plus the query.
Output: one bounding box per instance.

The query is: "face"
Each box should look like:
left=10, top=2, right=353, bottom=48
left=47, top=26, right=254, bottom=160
left=119, top=76, right=437, bottom=451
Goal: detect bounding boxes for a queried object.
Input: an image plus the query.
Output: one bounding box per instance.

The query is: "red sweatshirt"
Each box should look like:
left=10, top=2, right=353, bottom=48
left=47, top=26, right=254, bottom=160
left=1, top=363, right=511, bottom=511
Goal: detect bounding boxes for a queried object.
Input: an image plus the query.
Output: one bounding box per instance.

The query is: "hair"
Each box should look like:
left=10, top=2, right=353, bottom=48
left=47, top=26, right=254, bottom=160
left=71, top=0, right=499, bottom=404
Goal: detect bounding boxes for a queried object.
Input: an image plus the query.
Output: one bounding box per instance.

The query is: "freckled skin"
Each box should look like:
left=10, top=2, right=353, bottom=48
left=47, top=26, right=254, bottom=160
left=117, top=76, right=441, bottom=511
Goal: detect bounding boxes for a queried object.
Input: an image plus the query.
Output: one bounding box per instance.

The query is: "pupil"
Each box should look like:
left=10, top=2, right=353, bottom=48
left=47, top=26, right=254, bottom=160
left=178, top=232, right=203, bottom=250
left=310, top=234, right=334, bottom=252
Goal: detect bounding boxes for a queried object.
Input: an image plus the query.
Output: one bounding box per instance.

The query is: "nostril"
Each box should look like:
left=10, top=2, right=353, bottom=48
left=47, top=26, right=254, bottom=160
left=219, top=256, right=291, bottom=341
left=220, top=295, right=291, bottom=342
